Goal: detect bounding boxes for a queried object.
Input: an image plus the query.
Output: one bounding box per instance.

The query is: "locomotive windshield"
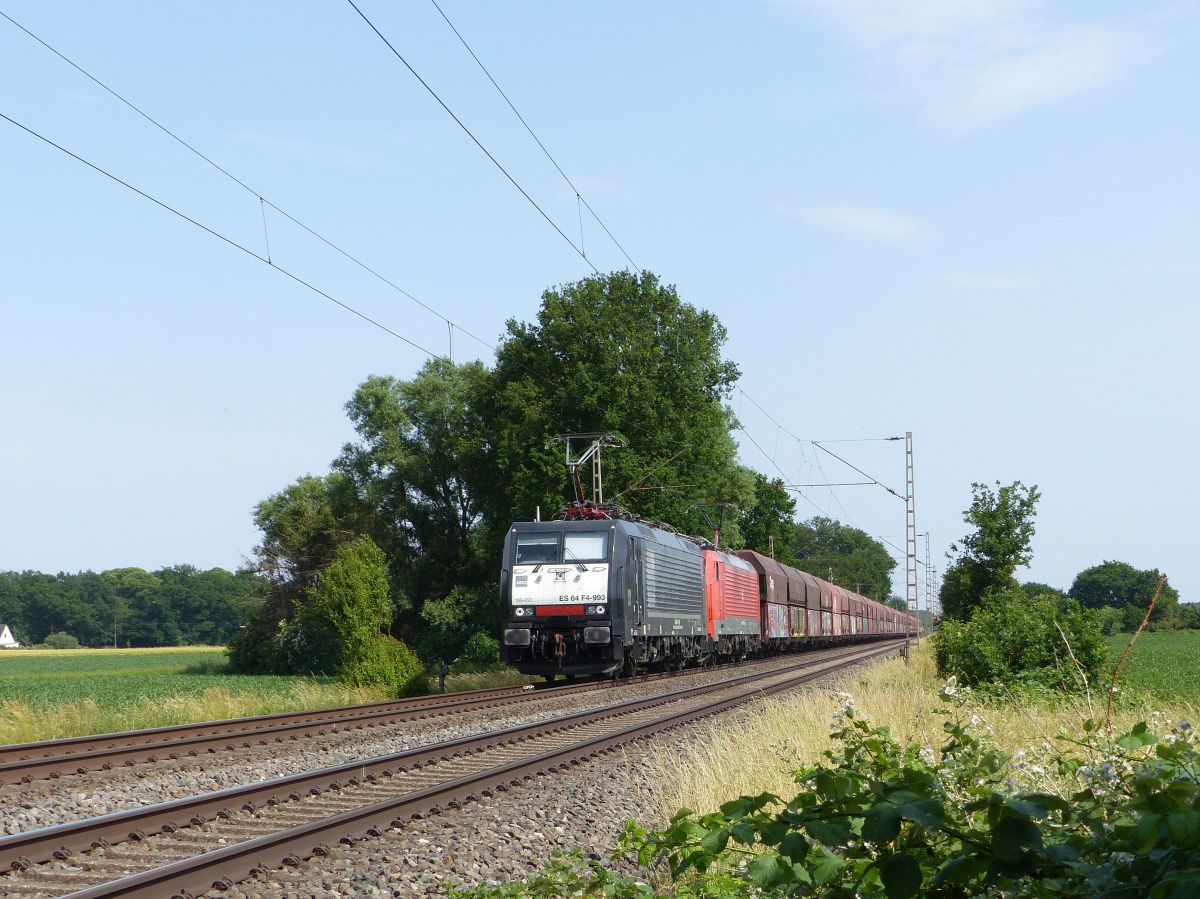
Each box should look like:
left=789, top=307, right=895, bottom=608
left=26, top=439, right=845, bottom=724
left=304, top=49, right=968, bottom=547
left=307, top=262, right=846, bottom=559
left=564, top=532, right=608, bottom=562
left=513, top=531, right=610, bottom=565
left=515, top=534, right=558, bottom=564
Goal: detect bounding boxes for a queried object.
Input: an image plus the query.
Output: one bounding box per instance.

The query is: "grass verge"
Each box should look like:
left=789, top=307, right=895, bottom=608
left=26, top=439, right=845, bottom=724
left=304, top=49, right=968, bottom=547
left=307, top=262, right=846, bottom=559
left=650, top=644, right=1197, bottom=818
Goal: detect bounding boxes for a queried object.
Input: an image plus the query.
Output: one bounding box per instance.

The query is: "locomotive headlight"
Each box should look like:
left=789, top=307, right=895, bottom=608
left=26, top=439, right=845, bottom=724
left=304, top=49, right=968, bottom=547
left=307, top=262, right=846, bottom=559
left=514, top=606, right=525, bottom=617
left=596, top=605, right=606, bottom=615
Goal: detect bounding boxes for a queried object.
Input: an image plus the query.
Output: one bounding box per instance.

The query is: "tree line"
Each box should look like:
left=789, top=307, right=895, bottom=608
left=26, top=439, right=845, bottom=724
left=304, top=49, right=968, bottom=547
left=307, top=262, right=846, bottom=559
left=0, top=566, right=259, bottom=648
left=229, top=272, right=902, bottom=679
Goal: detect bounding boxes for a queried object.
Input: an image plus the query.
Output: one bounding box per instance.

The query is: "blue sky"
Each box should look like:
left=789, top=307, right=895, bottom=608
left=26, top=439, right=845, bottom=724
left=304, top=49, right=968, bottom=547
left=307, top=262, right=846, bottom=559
left=1, top=1, right=1196, bottom=605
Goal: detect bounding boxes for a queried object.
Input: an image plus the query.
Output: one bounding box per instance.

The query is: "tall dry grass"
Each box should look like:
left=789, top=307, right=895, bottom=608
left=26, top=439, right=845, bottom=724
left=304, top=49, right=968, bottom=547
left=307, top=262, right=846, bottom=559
left=651, top=645, right=1197, bottom=819
left=0, top=681, right=392, bottom=744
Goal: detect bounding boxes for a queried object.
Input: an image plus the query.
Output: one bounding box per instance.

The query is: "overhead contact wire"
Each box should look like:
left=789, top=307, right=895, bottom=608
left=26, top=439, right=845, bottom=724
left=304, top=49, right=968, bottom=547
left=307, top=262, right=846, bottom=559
left=0, top=110, right=437, bottom=359
left=428, top=0, right=639, bottom=271
left=345, top=0, right=599, bottom=273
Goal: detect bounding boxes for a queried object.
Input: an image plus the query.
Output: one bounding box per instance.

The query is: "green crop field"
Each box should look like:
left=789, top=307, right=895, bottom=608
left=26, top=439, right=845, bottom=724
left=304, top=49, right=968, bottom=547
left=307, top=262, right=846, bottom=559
left=0, top=646, right=392, bottom=743
left=0, top=646, right=324, bottom=707
left=1106, top=631, right=1200, bottom=704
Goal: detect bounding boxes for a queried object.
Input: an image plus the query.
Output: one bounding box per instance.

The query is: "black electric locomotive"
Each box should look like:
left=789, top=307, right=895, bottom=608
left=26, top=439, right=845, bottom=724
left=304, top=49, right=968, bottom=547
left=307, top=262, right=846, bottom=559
left=499, top=517, right=707, bottom=678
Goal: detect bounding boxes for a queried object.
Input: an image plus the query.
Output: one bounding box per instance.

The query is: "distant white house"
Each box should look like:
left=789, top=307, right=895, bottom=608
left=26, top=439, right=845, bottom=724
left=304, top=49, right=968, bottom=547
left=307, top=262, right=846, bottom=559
left=0, top=625, right=19, bottom=648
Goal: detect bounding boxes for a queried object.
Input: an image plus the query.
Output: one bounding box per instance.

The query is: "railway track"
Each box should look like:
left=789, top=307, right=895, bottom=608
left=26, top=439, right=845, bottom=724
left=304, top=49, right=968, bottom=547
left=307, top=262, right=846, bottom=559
left=0, top=639, right=901, bottom=785
left=0, top=641, right=900, bottom=899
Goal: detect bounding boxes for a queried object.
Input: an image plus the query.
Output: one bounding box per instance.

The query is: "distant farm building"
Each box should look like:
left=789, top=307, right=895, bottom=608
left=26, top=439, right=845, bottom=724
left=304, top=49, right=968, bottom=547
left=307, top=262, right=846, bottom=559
left=0, top=625, right=19, bottom=648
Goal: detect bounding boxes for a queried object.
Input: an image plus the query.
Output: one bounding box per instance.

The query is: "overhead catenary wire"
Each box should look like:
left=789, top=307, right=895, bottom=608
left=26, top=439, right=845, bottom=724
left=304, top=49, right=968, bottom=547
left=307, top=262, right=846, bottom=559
left=0, top=110, right=442, bottom=360
left=0, top=9, right=493, bottom=348
left=426, top=0, right=639, bottom=272
left=345, top=0, right=599, bottom=274
left=737, top=391, right=926, bottom=574
left=811, top=440, right=905, bottom=501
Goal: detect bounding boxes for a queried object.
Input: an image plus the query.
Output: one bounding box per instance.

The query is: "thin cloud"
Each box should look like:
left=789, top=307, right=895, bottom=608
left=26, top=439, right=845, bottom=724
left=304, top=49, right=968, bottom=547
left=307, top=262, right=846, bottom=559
left=941, top=271, right=1036, bottom=290
left=775, top=0, right=1158, bottom=129
left=782, top=201, right=934, bottom=244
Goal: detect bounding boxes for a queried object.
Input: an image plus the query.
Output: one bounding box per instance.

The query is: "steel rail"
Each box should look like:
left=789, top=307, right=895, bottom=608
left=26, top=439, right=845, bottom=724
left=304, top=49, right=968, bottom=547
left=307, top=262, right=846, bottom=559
left=0, top=682, right=563, bottom=775
left=0, top=641, right=901, bottom=880
left=0, top=638, right=898, bottom=784
left=53, top=642, right=900, bottom=899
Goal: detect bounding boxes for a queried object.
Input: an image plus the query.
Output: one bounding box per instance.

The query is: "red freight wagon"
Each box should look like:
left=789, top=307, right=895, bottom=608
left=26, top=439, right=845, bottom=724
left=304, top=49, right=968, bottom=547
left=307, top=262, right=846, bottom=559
left=783, top=565, right=807, bottom=638
left=735, top=550, right=792, bottom=643
left=735, top=550, right=787, bottom=606
left=702, top=549, right=760, bottom=639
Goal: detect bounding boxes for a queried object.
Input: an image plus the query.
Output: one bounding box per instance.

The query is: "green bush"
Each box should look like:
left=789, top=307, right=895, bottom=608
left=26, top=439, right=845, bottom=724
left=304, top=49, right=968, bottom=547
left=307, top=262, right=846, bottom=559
left=226, top=603, right=284, bottom=674
left=454, top=703, right=1200, bottom=898
left=41, top=632, right=80, bottom=649
left=934, top=587, right=1107, bottom=692
left=341, top=634, right=424, bottom=696
left=274, top=615, right=342, bottom=676
left=1094, top=605, right=1125, bottom=636
left=415, top=585, right=497, bottom=665
left=456, top=631, right=503, bottom=672
left=309, top=536, right=393, bottom=649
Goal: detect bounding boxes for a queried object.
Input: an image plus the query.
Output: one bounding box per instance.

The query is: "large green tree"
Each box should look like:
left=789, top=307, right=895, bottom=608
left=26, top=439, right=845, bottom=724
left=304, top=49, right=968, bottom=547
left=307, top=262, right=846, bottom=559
left=480, top=271, right=751, bottom=542
left=335, top=359, right=492, bottom=619
left=1068, top=561, right=1180, bottom=629
left=792, top=516, right=896, bottom=599
left=940, top=480, right=1041, bottom=621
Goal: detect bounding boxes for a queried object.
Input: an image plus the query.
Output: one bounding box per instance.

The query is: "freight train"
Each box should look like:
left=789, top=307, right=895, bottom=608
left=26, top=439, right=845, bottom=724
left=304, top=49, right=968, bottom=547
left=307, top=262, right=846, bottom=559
left=499, top=516, right=916, bottom=679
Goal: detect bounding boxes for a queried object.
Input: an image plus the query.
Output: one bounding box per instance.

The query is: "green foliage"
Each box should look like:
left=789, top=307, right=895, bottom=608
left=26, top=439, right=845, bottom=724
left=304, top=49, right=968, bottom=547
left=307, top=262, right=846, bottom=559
left=1094, top=605, right=1125, bottom=636
left=1069, top=561, right=1180, bottom=629
left=335, top=359, right=493, bottom=629
left=340, top=634, right=424, bottom=696
left=41, top=631, right=80, bottom=649
left=457, top=631, right=504, bottom=672
left=0, top=568, right=257, bottom=649
left=230, top=535, right=423, bottom=693
left=306, top=536, right=421, bottom=692
left=1021, top=581, right=1061, bottom=598
left=940, top=559, right=1019, bottom=624
left=273, top=615, right=340, bottom=676
left=482, top=271, right=750, bottom=544
left=792, top=517, right=896, bottom=600
left=415, top=585, right=499, bottom=665
left=737, top=473, right=799, bottom=563
left=934, top=587, right=1107, bottom=691
left=462, top=705, right=1200, bottom=898
left=940, top=481, right=1040, bottom=621
left=309, top=536, right=393, bottom=648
